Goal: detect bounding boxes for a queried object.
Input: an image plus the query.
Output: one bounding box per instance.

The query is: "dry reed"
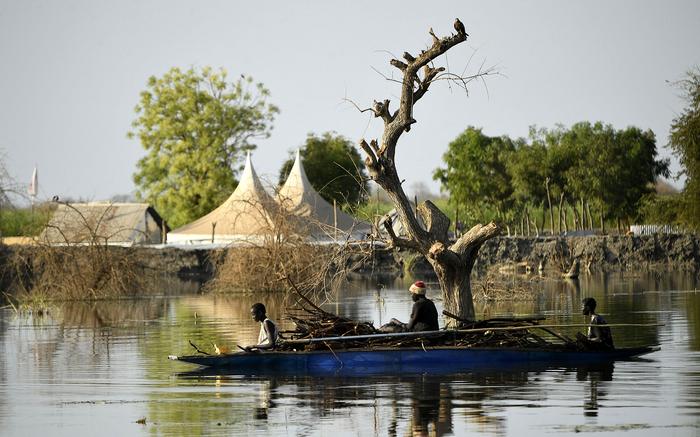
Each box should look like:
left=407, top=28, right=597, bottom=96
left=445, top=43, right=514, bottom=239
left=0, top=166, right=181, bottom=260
left=205, top=194, right=373, bottom=295
left=5, top=202, right=151, bottom=303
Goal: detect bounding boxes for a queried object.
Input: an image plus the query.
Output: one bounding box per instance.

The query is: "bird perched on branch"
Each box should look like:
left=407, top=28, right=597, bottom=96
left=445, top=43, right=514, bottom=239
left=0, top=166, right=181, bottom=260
left=454, top=18, right=468, bottom=36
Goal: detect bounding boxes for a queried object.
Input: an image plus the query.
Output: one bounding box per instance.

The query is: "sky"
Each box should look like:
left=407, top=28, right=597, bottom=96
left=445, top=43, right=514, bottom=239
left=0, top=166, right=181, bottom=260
left=1, top=0, right=698, bottom=204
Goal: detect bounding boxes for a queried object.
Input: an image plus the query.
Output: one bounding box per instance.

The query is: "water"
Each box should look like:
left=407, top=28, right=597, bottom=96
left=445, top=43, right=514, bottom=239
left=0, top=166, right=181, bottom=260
left=1, top=272, right=699, bottom=436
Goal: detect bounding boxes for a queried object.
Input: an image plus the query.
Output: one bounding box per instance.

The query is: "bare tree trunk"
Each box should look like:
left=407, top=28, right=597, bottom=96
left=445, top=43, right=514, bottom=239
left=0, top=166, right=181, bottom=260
left=558, top=192, right=565, bottom=235
left=532, top=218, right=540, bottom=237
left=563, top=259, right=580, bottom=279
left=519, top=213, right=524, bottom=236
left=580, top=198, right=586, bottom=230
left=572, top=203, right=581, bottom=232
left=545, top=177, right=554, bottom=236
left=525, top=206, right=531, bottom=236
left=428, top=223, right=497, bottom=322
left=357, top=22, right=498, bottom=323
left=586, top=201, right=593, bottom=230
left=599, top=205, right=605, bottom=234
left=541, top=209, right=546, bottom=236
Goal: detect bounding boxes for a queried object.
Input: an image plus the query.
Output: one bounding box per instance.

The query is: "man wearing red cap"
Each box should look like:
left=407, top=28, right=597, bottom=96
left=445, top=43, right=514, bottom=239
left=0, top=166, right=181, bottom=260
left=383, top=280, right=439, bottom=332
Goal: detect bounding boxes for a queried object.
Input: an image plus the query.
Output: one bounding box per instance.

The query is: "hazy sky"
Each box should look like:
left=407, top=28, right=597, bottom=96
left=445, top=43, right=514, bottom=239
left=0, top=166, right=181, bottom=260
left=1, top=0, right=698, bottom=203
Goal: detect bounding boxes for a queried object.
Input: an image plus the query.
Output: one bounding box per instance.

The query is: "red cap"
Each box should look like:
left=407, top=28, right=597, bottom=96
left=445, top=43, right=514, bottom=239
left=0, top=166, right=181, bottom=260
left=409, top=281, right=426, bottom=294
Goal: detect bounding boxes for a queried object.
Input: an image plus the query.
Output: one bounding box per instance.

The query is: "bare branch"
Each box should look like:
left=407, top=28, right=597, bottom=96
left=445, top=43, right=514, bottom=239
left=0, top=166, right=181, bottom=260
left=382, top=215, right=421, bottom=251
left=342, top=97, right=375, bottom=114
left=428, top=241, right=461, bottom=269
left=428, top=27, right=439, bottom=44
left=402, top=51, right=416, bottom=63
left=390, top=59, right=408, bottom=71
left=370, top=66, right=402, bottom=85
left=358, top=139, right=378, bottom=172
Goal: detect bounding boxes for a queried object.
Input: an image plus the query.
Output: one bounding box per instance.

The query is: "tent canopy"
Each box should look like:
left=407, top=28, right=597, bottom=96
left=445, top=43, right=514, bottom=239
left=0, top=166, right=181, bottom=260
left=167, top=153, right=278, bottom=244
left=278, top=150, right=371, bottom=240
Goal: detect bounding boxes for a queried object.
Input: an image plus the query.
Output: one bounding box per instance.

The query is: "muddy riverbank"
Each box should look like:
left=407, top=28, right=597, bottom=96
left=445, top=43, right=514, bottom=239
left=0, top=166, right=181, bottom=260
left=407, top=234, right=700, bottom=276
left=1, top=234, right=697, bottom=295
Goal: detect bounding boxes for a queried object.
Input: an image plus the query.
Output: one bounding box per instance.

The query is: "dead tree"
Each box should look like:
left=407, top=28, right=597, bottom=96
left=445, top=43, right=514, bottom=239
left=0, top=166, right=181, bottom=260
left=357, top=22, right=499, bottom=323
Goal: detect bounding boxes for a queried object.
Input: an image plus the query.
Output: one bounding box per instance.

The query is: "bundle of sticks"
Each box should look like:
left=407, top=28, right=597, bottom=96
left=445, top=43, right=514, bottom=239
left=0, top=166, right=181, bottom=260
left=281, top=277, right=583, bottom=352
left=282, top=280, right=377, bottom=345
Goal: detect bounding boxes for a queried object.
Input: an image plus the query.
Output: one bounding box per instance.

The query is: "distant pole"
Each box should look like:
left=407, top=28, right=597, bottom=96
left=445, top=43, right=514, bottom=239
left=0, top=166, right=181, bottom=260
left=28, top=165, right=38, bottom=215
left=211, top=222, right=217, bottom=244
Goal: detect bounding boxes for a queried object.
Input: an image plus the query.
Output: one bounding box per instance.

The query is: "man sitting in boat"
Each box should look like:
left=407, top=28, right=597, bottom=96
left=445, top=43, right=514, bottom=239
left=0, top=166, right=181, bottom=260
left=578, top=297, right=614, bottom=350
left=381, top=281, right=439, bottom=332
left=245, top=303, right=278, bottom=351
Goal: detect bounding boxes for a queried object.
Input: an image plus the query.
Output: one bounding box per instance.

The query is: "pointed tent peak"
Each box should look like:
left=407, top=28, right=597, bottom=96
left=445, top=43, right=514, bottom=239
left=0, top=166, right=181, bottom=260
left=283, top=148, right=312, bottom=193
left=226, top=151, right=276, bottom=206
left=242, top=150, right=254, bottom=178
left=236, top=151, right=263, bottom=192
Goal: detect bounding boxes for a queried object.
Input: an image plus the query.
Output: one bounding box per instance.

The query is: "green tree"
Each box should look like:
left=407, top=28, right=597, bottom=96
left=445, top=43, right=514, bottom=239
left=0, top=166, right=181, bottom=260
left=557, top=122, right=667, bottom=229
left=433, top=127, right=515, bottom=224
left=506, top=138, right=550, bottom=233
left=669, top=68, right=700, bottom=230
left=129, top=67, right=278, bottom=228
left=278, top=132, right=369, bottom=206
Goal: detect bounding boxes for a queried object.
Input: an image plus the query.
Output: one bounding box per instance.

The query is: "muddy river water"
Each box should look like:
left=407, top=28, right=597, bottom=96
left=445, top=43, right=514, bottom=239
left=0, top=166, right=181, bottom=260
left=1, top=272, right=699, bottom=436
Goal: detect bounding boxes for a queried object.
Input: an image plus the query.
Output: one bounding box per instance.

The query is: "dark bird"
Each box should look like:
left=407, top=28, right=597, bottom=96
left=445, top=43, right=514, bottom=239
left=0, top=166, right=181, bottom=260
left=454, top=18, right=468, bottom=36
left=51, top=195, right=59, bottom=202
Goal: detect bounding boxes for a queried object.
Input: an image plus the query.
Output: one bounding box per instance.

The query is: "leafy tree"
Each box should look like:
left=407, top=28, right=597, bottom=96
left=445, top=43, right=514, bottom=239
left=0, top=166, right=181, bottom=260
left=506, top=139, right=551, bottom=233
left=520, top=122, right=667, bottom=233
left=669, top=67, right=700, bottom=230
left=278, top=132, right=369, bottom=206
left=556, top=122, right=668, bottom=228
left=433, top=127, right=515, bottom=223
left=129, top=67, right=278, bottom=228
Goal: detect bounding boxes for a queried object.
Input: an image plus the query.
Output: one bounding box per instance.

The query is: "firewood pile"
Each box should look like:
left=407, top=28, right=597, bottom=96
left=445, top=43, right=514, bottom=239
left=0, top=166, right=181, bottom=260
left=278, top=295, right=578, bottom=352
left=281, top=289, right=377, bottom=346
left=280, top=281, right=580, bottom=352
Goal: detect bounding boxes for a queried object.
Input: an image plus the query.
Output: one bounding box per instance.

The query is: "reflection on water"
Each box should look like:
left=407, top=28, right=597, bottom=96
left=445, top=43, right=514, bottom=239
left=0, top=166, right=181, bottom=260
left=576, top=362, right=614, bottom=418
left=0, top=271, right=698, bottom=436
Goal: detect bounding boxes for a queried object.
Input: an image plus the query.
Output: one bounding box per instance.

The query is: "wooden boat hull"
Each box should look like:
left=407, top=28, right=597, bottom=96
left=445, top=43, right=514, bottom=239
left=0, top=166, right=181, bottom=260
left=169, top=345, right=658, bottom=375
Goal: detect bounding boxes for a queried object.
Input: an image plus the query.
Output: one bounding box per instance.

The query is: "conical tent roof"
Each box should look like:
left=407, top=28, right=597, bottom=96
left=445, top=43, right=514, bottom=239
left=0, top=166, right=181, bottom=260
left=278, top=150, right=371, bottom=240
left=167, top=153, right=277, bottom=244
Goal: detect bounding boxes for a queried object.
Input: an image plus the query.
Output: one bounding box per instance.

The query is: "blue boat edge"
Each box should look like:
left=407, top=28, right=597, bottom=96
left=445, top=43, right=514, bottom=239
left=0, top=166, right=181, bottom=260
left=168, top=345, right=660, bottom=375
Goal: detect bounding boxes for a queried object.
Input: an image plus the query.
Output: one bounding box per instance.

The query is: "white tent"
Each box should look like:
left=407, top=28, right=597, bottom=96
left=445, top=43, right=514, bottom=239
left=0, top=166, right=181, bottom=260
left=278, top=150, right=371, bottom=241
left=167, top=153, right=277, bottom=244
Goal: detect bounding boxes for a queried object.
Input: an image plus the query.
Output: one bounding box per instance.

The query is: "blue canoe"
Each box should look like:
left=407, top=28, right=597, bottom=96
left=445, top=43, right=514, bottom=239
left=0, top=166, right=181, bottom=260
left=169, top=345, right=657, bottom=375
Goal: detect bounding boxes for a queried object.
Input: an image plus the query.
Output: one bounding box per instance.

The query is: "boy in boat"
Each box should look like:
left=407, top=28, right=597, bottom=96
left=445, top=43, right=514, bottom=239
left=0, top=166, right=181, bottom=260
left=381, top=281, right=439, bottom=332
left=577, top=297, right=614, bottom=350
left=245, top=303, right=278, bottom=351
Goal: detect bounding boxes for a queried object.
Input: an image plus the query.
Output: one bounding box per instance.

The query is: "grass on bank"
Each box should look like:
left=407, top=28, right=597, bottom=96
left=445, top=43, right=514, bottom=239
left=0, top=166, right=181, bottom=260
left=0, top=206, right=52, bottom=237
left=351, top=195, right=688, bottom=236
